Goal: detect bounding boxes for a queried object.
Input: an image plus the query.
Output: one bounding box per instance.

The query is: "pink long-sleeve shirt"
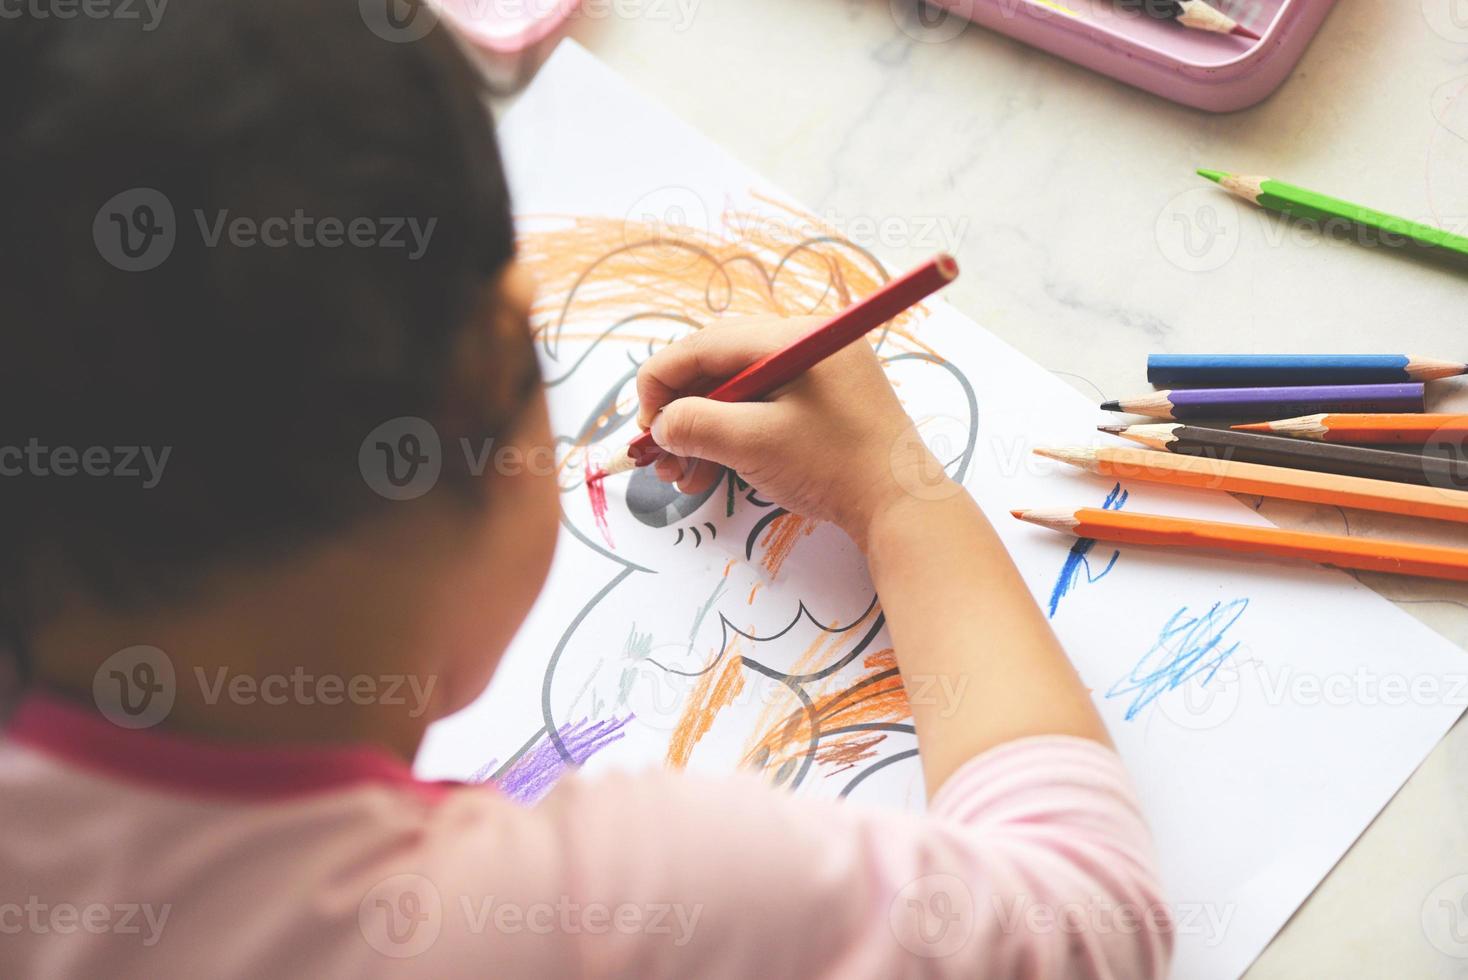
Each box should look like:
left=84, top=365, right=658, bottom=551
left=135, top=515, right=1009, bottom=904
left=0, top=691, right=1171, bottom=979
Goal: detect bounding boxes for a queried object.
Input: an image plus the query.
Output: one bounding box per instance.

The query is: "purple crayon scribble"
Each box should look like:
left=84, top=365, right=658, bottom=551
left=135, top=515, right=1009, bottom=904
left=472, top=715, right=633, bottom=805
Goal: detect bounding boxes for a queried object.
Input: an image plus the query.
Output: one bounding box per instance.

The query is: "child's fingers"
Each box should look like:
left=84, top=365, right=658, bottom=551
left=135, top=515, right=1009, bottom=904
left=636, top=317, right=822, bottom=429
left=652, top=452, right=723, bottom=497
left=675, top=458, right=724, bottom=497
left=650, top=396, right=778, bottom=473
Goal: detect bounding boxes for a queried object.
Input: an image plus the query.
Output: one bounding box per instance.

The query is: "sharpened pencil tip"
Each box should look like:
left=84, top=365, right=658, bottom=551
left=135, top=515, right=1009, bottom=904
left=586, top=468, right=608, bottom=484
left=1099, top=400, right=1123, bottom=412
left=1230, top=24, right=1261, bottom=39
left=1010, top=509, right=1026, bottom=520
left=1232, top=423, right=1270, bottom=433
left=1096, top=424, right=1128, bottom=435
left=1196, top=168, right=1227, bottom=184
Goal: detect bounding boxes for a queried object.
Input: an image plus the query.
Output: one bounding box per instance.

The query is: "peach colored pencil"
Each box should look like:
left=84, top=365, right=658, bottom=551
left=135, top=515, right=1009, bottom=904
left=1035, top=445, right=1468, bottom=524
left=1012, top=507, right=1468, bottom=583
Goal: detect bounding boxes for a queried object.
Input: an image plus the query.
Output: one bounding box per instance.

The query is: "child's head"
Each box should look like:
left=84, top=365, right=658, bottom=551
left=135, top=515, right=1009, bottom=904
left=0, top=2, right=559, bottom=719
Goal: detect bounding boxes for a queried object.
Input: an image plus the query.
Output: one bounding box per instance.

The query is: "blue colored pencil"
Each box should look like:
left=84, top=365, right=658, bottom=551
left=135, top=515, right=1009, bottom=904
left=1147, top=354, right=1467, bottom=388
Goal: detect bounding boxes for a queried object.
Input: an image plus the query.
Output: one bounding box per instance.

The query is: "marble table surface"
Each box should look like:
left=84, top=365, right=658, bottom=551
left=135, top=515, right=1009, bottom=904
left=483, top=1, right=1468, bottom=974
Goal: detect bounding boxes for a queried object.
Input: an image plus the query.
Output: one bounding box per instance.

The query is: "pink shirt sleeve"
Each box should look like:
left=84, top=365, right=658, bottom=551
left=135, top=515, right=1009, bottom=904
left=535, top=735, right=1173, bottom=980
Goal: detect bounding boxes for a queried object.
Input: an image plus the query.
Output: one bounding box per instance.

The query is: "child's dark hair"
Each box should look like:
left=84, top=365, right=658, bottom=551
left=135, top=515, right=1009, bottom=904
left=0, top=2, right=527, bottom=679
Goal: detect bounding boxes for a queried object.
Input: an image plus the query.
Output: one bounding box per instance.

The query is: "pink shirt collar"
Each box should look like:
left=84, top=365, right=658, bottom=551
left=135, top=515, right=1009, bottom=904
left=5, top=689, right=454, bottom=801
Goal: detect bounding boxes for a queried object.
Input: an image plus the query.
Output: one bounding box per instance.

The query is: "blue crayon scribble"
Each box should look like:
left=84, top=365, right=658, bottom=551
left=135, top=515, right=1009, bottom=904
left=1048, top=483, right=1130, bottom=618
left=1107, top=599, right=1250, bottom=721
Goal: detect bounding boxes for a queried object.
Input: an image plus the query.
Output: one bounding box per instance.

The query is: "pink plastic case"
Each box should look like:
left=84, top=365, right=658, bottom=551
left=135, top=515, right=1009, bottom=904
left=932, top=0, right=1337, bottom=113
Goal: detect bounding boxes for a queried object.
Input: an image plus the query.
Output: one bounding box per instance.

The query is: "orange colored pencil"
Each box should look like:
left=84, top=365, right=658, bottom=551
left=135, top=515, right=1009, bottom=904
left=1012, top=507, right=1468, bottom=583
left=1234, top=413, right=1468, bottom=446
left=1035, top=445, right=1468, bottom=523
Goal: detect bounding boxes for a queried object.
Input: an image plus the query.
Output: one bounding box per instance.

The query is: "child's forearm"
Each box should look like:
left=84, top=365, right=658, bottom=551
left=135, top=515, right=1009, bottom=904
left=862, top=483, right=1109, bottom=798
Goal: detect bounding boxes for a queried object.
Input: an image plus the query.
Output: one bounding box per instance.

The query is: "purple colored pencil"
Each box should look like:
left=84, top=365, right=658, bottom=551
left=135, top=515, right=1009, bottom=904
left=1101, top=383, right=1426, bottom=421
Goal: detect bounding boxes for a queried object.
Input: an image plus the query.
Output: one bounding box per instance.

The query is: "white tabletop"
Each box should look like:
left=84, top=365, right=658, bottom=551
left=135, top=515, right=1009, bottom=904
left=493, top=3, right=1468, bottom=974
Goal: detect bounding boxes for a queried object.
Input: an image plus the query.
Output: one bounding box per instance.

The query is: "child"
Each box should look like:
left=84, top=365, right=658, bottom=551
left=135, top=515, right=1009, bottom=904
left=0, top=3, right=1171, bottom=977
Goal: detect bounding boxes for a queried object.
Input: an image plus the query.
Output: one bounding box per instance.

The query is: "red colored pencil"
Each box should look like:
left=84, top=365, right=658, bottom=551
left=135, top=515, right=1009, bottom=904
left=588, top=254, right=959, bottom=481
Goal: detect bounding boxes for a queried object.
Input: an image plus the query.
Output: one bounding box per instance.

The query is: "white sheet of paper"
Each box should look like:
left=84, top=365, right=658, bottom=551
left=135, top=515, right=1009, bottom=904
left=416, top=41, right=1468, bottom=980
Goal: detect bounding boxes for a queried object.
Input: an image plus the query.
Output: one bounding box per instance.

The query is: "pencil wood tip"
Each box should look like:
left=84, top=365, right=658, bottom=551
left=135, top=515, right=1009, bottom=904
left=1096, top=424, right=1129, bottom=435
left=1010, top=509, right=1027, bottom=520
left=1196, top=168, right=1227, bottom=184
left=1012, top=509, right=1079, bottom=532
left=585, top=468, right=608, bottom=484
left=1230, top=24, right=1260, bottom=39
left=1232, top=422, right=1270, bottom=433
left=598, top=451, right=639, bottom=479
left=1099, top=399, right=1123, bottom=412
left=1034, top=446, right=1097, bottom=468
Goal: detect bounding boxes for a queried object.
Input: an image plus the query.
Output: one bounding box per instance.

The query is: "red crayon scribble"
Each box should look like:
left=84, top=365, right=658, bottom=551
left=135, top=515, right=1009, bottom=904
left=585, top=464, right=615, bottom=549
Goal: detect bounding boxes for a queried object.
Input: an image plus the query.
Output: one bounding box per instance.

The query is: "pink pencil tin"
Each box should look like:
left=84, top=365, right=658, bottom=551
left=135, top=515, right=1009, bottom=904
left=931, top=0, right=1337, bottom=112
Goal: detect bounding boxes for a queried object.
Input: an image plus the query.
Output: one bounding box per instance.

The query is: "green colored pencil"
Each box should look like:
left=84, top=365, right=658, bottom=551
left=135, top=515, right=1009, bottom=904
left=1198, top=169, right=1468, bottom=257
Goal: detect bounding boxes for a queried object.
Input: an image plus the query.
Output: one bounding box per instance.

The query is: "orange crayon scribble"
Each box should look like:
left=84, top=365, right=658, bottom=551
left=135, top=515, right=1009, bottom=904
left=747, top=582, right=761, bottom=604
left=666, top=651, right=747, bottom=770
left=740, top=604, right=912, bottom=780
left=513, top=211, right=945, bottom=366
left=745, top=661, right=912, bottom=779
left=863, top=648, right=898, bottom=673
left=757, top=513, right=818, bottom=579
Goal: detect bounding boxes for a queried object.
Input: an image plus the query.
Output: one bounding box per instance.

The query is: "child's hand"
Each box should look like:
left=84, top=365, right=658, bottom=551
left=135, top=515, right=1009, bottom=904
left=635, top=316, right=951, bottom=546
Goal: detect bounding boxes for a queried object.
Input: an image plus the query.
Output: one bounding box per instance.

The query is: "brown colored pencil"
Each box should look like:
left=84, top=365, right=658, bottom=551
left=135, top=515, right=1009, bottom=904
left=1034, top=445, right=1468, bottom=523
left=1100, top=423, right=1468, bottom=488
left=1234, top=414, right=1468, bottom=446
left=1012, top=507, right=1468, bottom=583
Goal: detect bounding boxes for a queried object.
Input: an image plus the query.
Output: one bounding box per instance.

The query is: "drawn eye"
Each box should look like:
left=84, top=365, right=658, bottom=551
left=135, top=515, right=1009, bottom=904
left=625, top=464, right=719, bottom=528
left=576, top=367, right=640, bottom=447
